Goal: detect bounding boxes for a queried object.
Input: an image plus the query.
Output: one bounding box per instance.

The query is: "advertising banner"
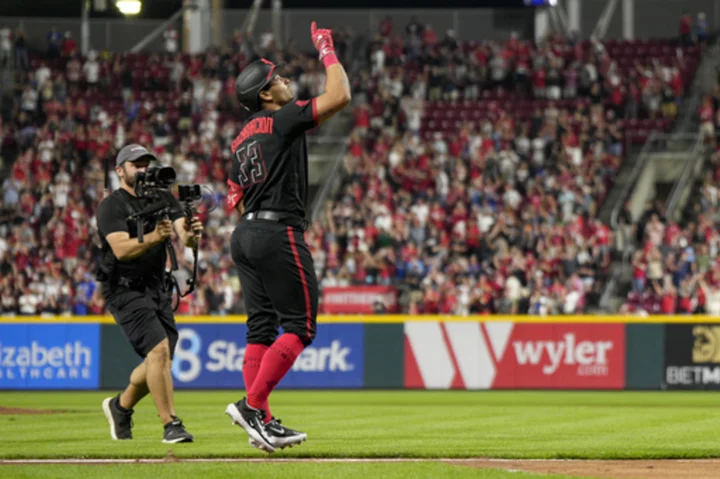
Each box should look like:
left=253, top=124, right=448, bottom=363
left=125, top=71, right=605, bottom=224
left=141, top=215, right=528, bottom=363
left=664, top=324, right=720, bottom=390
left=100, top=324, right=143, bottom=390
left=171, top=324, right=364, bottom=389
left=321, top=286, right=399, bottom=313
left=0, top=324, right=100, bottom=389
left=404, top=322, right=625, bottom=390
left=625, top=324, right=665, bottom=390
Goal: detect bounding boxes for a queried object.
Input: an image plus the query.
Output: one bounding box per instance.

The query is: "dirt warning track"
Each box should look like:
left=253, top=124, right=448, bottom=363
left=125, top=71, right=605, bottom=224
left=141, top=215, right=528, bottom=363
left=2, top=458, right=720, bottom=478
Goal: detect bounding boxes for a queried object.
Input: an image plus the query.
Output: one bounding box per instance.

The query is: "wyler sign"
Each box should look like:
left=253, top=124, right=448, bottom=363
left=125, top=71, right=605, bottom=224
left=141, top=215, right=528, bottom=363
left=404, top=322, right=625, bottom=390
left=492, top=324, right=625, bottom=389
left=664, top=325, right=720, bottom=390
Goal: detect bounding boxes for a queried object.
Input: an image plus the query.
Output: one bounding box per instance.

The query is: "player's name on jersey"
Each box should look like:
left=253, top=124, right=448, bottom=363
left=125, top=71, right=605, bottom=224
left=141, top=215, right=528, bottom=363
left=232, top=117, right=274, bottom=149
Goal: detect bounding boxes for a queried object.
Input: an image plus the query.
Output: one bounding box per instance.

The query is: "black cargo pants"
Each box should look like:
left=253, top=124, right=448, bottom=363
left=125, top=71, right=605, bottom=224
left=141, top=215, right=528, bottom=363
left=105, top=282, right=178, bottom=359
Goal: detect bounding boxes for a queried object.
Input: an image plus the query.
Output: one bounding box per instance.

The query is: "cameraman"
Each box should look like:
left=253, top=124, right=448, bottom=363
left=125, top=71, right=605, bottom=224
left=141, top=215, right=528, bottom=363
left=97, top=144, right=202, bottom=444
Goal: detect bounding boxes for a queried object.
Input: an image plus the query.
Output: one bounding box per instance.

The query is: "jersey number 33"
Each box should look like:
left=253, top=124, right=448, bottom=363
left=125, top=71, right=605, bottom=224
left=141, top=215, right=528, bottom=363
left=235, top=140, right=267, bottom=188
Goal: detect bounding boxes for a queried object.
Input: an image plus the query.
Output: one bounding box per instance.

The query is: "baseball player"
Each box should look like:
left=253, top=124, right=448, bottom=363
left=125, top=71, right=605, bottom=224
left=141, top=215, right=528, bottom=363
left=224, top=22, right=351, bottom=453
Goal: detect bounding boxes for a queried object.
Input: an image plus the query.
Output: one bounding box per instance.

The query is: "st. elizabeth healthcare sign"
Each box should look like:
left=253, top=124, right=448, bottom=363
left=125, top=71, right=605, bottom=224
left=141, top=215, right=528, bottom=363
left=0, top=324, right=100, bottom=389
left=404, top=322, right=625, bottom=389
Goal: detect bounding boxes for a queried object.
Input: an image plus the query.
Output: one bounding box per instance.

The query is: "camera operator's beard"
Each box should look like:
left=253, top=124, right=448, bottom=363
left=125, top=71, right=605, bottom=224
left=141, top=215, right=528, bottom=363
left=123, top=174, right=136, bottom=189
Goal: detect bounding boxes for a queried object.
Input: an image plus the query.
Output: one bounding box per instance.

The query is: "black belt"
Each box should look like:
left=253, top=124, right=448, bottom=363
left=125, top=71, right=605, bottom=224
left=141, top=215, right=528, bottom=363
left=117, top=274, right=169, bottom=292
left=244, top=210, right=309, bottom=230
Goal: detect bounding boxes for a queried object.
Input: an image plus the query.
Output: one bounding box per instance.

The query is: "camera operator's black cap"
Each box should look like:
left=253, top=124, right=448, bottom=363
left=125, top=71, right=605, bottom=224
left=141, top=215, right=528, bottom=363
left=116, top=144, right=157, bottom=167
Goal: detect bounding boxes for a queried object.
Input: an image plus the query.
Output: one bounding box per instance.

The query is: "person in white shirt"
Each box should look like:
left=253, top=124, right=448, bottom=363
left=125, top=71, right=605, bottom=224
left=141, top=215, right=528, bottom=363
left=18, top=288, right=40, bottom=316
left=38, top=134, right=55, bottom=163
left=36, top=61, right=51, bottom=89
left=371, top=45, right=385, bottom=75
left=0, top=25, right=11, bottom=67
left=20, top=85, right=37, bottom=113
left=410, top=197, right=429, bottom=226
left=83, top=50, right=100, bottom=89
left=164, top=27, right=178, bottom=54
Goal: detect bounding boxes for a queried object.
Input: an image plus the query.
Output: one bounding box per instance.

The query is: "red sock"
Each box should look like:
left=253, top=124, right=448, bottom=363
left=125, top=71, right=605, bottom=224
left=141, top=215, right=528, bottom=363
left=243, top=343, right=272, bottom=422
left=247, top=334, right=305, bottom=417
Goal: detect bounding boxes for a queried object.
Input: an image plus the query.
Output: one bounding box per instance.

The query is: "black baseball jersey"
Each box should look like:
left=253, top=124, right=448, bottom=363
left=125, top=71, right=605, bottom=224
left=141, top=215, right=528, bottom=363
left=228, top=98, right=318, bottom=218
left=96, top=189, right=183, bottom=287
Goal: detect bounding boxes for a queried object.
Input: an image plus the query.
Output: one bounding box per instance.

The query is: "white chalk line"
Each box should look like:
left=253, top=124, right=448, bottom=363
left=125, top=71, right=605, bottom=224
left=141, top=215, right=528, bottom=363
left=2, top=458, right=720, bottom=465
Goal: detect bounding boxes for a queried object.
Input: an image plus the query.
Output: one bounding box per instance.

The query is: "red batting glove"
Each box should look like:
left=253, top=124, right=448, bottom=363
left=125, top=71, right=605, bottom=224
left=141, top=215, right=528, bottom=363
left=311, top=21, right=335, bottom=60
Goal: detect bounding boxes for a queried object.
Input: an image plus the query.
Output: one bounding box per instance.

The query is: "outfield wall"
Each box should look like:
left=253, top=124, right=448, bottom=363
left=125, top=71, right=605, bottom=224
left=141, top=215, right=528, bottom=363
left=0, top=316, right=718, bottom=391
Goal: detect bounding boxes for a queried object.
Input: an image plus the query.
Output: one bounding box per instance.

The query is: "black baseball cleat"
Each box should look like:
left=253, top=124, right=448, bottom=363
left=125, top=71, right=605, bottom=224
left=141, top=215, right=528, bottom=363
left=162, top=416, right=194, bottom=444
left=249, top=417, right=307, bottom=450
left=225, top=398, right=276, bottom=454
left=102, top=394, right=134, bottom=440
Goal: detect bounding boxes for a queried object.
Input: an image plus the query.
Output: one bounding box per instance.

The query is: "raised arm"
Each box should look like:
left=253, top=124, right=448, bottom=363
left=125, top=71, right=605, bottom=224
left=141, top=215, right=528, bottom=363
left=310, top=21, right=351, bottom=124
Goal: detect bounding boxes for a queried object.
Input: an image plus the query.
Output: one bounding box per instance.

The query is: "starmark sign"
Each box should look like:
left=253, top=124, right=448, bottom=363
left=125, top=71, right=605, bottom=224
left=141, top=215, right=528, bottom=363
left=404, top=322, right=625, bottom=390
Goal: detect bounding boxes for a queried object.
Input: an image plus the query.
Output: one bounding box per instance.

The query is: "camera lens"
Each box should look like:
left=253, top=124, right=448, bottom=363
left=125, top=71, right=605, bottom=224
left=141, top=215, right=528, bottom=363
left=155, top=167, right=176, bottom=184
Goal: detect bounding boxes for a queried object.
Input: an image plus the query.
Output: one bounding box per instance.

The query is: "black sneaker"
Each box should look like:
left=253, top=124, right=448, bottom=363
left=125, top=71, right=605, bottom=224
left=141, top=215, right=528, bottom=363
left=249, top=417, right=307, bottom=450
left=225, top=398, right=275, bottom=454
left=102, top=395, right=133, bottom=440
left=162, top=416, right=194, bottom=444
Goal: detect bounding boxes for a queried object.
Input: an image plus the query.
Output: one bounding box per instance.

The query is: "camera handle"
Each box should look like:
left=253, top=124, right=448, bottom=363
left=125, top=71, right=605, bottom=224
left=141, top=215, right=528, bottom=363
left=167, top=202, right=201, bottom=312
left=178, top=201, right=199, bottom=296
left=162, top=210, right=179, bottom=272
left=137, top=217, right=144, bottom=243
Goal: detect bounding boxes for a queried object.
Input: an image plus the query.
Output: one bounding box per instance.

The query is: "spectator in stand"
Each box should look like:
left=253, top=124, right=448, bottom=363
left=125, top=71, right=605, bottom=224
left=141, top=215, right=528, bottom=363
left=164, top=26, right=179, bottom=54
left=83, top=50, right=101, bottom=92
left=62, top=31, right=77, bottom=57
left=700, top=95, right=716, bottom=145
left=680, top=11, right=694, bottom=47
left=47, top=25, right=62, bottom=59
left=696, top=13, right=708, bottom=46
left=13, top=27, right=28, bottom=70
left=0, top=24, right=11, bottom=67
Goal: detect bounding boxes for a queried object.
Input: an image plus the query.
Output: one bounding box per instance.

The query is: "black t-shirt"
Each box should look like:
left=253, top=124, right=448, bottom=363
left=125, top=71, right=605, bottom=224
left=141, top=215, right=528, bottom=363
left=229, top=98, right=318, bottom=218
left=96, top=188, right=183, bottom=286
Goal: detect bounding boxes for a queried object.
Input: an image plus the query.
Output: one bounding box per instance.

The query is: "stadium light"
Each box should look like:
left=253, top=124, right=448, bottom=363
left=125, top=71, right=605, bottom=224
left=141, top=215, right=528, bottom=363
left=116, top=0, right=142, bottom=15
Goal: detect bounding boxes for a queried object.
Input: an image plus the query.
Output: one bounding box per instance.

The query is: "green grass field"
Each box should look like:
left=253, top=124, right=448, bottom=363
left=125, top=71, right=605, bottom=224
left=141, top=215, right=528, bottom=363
left=2, top=390, right=720, bottom=478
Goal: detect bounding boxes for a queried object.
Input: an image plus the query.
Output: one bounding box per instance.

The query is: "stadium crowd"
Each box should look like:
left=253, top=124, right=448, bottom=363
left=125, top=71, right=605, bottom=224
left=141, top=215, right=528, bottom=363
left=620, top=83, right=720, bottom=316
left=0, top=16, right=704, bottom=316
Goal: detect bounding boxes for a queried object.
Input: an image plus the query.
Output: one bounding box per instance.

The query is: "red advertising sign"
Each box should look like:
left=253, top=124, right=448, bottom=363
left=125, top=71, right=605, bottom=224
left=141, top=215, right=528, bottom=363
left=403, top=322, right=625, bottom=390
left=321, top=286, right=399, bottom=314
left=492, top=324, right=625, bottom=389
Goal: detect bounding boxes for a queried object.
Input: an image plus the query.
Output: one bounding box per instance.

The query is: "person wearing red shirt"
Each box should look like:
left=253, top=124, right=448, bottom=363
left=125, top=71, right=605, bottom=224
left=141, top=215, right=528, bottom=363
left=422, top=25, right=437, bottom=47
left=660, top=276, right=677, bottom=314
left=533, top=67, right=547, bottom=98
left=632, top=250, right=648, bottom=292
left=679, top=11, right=693, bottom=47
left=699, top=96, right=715, bottom=143
left=422, top=286, right=440, bottom=313
left=61, top=31, right=77, bottom=57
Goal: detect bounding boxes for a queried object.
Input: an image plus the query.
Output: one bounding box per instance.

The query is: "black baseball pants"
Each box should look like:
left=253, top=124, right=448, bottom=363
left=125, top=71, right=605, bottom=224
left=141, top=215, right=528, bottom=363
left=230, top=219, right=318, bottom=346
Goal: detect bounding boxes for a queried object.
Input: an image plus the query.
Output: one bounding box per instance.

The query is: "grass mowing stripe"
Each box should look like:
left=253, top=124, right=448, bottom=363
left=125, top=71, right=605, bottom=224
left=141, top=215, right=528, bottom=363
left=2, top=391, right=720, bottom=460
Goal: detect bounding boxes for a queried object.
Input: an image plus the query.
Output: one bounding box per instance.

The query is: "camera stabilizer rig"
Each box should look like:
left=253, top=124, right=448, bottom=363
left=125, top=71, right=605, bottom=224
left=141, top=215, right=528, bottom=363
left=126, top=166, right=203, bottom=310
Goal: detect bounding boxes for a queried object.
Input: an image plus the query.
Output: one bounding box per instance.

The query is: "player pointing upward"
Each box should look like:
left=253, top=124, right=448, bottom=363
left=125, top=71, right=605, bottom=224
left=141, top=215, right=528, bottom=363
left=224, top=22, right=351, bottom=453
